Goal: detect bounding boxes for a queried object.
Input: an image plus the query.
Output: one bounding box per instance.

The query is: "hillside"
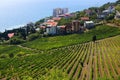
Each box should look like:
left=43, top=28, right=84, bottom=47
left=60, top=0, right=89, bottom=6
left=22, top=25, right=120, bottom=50
left=0, top=35, right=120, bottom=80
left=0, top=0, right=120, bottom=80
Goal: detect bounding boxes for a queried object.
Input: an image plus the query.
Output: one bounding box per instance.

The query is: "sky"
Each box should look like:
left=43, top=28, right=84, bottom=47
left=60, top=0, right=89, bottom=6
left=0, top=0, right=117, bottom=32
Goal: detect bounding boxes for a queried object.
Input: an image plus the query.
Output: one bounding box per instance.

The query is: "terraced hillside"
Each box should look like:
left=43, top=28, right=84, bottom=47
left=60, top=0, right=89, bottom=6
left=0, top=35, right=120, bottom=80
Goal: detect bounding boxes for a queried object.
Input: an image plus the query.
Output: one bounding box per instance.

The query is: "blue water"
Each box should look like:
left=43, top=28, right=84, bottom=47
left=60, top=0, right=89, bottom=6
left=0, top=0, right=117, bottom=32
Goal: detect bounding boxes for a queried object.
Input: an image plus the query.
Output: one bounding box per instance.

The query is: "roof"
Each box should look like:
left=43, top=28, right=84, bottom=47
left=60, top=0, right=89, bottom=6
left=45, top=21, right=58, bottom=27
left=40, top=26, right=46, bottom=29
left=64, top=13, right=71, bottom=16
left=85, top=21, right=94, bottom=24
left=52, top=17, right=61, bottom=21
left=72, top=20, right=80, bottom=22
left=47, top=19, right=54, bottom=22
left=57, top=25, right=66, bottom=29
left=8, top=33, right=14, bottom=38
left=81, top=17, right=89, bottom=21
left=103, top=10, right=110, bottom=13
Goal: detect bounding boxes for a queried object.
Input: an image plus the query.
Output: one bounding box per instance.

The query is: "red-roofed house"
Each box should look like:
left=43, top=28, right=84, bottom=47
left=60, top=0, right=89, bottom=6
left=52, top=17, right=61, bottom=21
left=44, top=21, right=58, bottom=35
left=81, top=17, right=90, bottom=21
left=8, top=33, right=14, bottom=38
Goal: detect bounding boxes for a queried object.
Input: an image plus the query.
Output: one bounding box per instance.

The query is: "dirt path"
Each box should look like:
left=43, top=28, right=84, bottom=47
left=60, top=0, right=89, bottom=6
left=17, top=45, right=36, bottom=51
left=106, top=23, right=120, bottom=28
left=17, top=45, right=44, bottom=54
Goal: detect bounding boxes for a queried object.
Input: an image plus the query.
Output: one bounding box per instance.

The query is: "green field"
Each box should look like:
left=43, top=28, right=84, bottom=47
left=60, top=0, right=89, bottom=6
left=0, top=35, right=120, bottom=80
left=22, top=25, right=120, bottom=50
left=0, top=45, right=37, bottom=59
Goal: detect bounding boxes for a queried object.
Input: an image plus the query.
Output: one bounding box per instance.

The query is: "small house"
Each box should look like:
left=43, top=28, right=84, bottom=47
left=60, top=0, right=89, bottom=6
left=72, top=20, right=81, bottom=32
left=81, top=17, right=90, bottom=21
left=8, top=33, right=14, bottom=38
left=44, top=21, right=58, bottom=35
left=84, top=21, right=94, bottom=29
left=57, top=25, right=66, bottom=34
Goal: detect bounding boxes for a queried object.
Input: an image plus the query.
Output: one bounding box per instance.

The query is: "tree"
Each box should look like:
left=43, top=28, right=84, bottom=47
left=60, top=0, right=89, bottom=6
left=105, top=13, right=115, bottom=20
left=35, top=19, right=45, bottom=26
left=58, top=18, right=72, bottom=26
left=28, top=33, right=41, bottom=41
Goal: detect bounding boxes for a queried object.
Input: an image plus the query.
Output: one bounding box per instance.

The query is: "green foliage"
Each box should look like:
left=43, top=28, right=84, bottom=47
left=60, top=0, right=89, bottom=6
left=35, top=18, right=45, bottom=26
left=116, top=0, right=120, bottom=4
left=108, top=19, right=120, bottom=26
left=40, top=69, right=69, bottom=80
left=17, top=52, right=25, bottom=57
left=105, top=14, right=115, bottom=20
left=97, top=77, right=113, bottom=80
left=28, top=33, right=41, bottom=41
left=9, top=53, right=14, bottom=58
left=9, top=37, right=25, bottom=45
left=58, top=18, right=73, bottom=25
left=0, top=54, right=8, bottom=59
left=75, top=11, right=86, bottom=19
left=0, top=45, right=35, bottom=59
left=115, top=4, right=120, bottom=12
left=118, top=76, right=120, bottom=80
left=0, top=35, right=120, bottom=79
left=21, top=76, right=33, bottom=80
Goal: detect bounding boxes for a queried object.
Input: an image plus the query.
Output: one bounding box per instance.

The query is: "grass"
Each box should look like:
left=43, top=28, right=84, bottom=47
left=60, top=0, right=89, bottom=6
left=0, top=35, right=120, bottom=79
left=0, top=45, right=36, bottom=59
left=22, top=25, right=120, bottom=50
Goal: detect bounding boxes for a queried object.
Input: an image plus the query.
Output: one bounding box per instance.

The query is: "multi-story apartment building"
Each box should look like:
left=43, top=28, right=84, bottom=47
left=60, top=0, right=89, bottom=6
left=53, top=8, right=69, bottom=17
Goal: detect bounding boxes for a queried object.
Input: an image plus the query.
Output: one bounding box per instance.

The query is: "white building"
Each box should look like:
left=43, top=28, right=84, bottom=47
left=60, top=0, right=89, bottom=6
left=44, top=21, right=58, bottom=35
left=102, top=6, right=115, bottom=14
left=46, top=26, right=57, bottom=35
left=53, top=8, right=69, bottom=17
left=84, top=21, right=94, bottom=29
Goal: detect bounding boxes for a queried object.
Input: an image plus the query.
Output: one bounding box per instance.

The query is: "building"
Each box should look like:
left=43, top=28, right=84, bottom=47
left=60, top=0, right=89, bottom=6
left=72, top=20, right=80, bottom=32
left=84, top=21, right=94, bottom=29
left=81, top=17, right=90, bottom=21
left=8, top=33, right=14, bottom=38
left=65, top=23, right=72, bottom=33
left=40, top=26, right=46, bottom=33
left=97, top=13, right=106, bottom=19
left=57, top=25, right=66, bottom=34
left=44, top=21, right=58, bottom=35
left=102, top=5, right=115, bottom=14
left=53, top=8, right=62, bottom=17
left=62, top=8, right=69, bottom=14
left=52, top=17, right=61, bottom=21
left=53, top=8, right=69, bottom=17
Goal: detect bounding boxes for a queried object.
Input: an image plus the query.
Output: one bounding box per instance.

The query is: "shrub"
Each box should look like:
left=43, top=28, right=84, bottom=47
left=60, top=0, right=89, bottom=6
left=0, top=54, right=8, bottom=59
left=21, top=76, right=33, bottom=80
left=28, top=33, right=41, bottom=41
left=17, top=52, right=25, bottom=57
left=9, top=53, right=14, bottom=58
left=9, top=37, right=24, bottom=45
left=39, top=69, right=69, bottom=80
